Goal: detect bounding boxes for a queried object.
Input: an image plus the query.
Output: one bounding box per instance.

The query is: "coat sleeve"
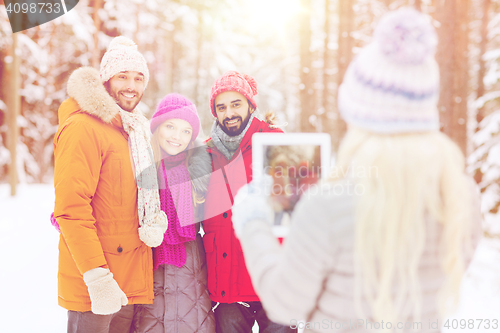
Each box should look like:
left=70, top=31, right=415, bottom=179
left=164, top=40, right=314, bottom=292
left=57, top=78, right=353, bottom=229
left=54, top=118, right=108, bottom=274
left=238, top=184, right=351, bottom=325
left=188, top=140, right=212, bottom=195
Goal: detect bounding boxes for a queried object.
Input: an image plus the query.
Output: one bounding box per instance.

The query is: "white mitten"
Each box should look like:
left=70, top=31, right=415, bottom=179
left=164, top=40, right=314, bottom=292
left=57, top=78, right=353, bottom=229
left=83, top=267, right=128, bottom=315
left=138, top=210, right=168, bottom=247
left=232, top=175, right=274, bottom=238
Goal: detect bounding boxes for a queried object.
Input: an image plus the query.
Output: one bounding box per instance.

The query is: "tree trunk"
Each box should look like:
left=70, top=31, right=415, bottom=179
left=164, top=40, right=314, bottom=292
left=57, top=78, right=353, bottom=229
left=335, top=0, right=354, bottom=148
left=91, top=0, right=103, bottom=69
left=194, top=10, right=203, bottom=105
left=8, top=33, right=20, bottom=196
left=476, top=0, right=490, bottom=126
left=435, top=0, right=470, bottom=155
left=321, top=0, right=333, bottom=134
left=170, top=18, right=182, bottom=93
left=164, top=28, right=174, bottom=94
left=299, top=0, right=315, bottom=132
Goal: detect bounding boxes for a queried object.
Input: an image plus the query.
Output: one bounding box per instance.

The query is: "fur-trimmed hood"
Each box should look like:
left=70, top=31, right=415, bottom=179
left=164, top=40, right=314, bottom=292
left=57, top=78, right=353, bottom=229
left=263, top=110, right=278, bottom=127
left=59, top=67, right=120, bottom=125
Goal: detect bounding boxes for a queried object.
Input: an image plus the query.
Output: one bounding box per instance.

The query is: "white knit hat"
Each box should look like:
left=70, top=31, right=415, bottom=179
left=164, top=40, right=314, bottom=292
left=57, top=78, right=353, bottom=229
left=100, top=36, right=150, bottom=88
left=338, top=7, right=440, bottom=133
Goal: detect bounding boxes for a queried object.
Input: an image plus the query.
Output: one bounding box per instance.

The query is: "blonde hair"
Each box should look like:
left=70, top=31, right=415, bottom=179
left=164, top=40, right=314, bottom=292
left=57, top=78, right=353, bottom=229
left=151, top=128, right=205, bottom=207
left=330, top=126, right=472, bottom=324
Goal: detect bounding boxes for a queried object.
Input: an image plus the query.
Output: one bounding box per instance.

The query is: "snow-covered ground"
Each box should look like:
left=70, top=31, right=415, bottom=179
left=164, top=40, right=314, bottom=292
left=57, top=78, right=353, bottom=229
left=442, top=238, right=500, bottom=333
left=1, top=183, right=500, bottom=332
left=0, top=184, right=66, bottom=333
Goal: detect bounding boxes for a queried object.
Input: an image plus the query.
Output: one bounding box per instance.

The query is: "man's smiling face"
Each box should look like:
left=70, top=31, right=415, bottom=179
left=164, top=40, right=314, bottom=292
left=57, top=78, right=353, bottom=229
left=214, top=91, right=254, bottom=136
left=106, top=71, right=145, bottom=112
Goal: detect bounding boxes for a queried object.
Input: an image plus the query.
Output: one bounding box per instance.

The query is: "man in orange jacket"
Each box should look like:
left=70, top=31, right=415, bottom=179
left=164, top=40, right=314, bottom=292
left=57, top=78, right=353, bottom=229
left=203, top=71, right=295, bottom=332
left=53, top=36, right=167, bottom=332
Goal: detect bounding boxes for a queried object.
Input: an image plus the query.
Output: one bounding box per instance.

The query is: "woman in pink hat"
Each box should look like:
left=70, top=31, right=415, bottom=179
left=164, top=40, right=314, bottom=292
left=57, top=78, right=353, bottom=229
left=134, top=93, right=215, bottom=333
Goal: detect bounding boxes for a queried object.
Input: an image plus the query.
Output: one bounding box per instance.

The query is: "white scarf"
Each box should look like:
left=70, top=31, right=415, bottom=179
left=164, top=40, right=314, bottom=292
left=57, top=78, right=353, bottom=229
left=119, top=108, right=168, bottom=247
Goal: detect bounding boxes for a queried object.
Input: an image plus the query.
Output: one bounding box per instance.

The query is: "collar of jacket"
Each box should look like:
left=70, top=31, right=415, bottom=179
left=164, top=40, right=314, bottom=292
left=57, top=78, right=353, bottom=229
left=206, top=117, right=273, bottom=158
left=62, top=66, right=123, bottom=127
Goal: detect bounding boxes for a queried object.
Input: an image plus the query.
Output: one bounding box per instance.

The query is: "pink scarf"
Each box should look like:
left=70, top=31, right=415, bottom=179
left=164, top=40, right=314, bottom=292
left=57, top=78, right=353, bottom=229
left=153, top=152, right=196, bottom=269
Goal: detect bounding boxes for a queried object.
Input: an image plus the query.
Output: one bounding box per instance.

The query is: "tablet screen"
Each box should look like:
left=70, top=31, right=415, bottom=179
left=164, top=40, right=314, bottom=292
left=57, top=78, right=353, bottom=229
left=252, top=133, right=331, bottom=237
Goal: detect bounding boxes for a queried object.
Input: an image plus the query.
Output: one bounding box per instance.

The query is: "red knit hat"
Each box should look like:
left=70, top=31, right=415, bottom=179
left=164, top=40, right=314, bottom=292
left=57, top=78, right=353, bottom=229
left=210, top=71, right=258, bottom=117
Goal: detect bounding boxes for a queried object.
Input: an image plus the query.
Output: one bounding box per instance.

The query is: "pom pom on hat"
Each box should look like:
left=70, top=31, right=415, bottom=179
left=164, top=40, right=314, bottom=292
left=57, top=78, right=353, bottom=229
left=209, top=71, right=258, bottom=117
left=108, top=36, right=138, bottom=50
left=374, top=7, right=438, bottom=65
left=150, top=93, right=201, bottom=141
left=100, top=36, right=150, bottom=88
left=337, top=7, right=440, bottom=134
left=242, top=74, right=258, bottom=96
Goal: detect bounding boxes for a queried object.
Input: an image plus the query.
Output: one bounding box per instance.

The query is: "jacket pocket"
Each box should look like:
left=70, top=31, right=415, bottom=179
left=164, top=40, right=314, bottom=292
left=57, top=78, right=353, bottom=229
left=100, top=233, right=150, bottom=296
left=202, top=232, right=216, bottom=296
left=203, top=232, right=215, bottom=253
left=100, top=233, right=143, bottom=255
left=236, top=246, right=257, bottom=297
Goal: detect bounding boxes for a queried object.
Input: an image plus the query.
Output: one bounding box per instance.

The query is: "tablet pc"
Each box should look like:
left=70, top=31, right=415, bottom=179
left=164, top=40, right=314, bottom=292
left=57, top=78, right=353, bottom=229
left=252, top=132, right=331, bottom=237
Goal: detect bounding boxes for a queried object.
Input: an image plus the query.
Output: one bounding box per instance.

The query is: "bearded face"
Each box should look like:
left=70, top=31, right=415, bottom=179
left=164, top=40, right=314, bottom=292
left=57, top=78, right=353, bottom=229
left=214, top=91, right=254, bottom=136
left=106, top=71, right=145, bottom=112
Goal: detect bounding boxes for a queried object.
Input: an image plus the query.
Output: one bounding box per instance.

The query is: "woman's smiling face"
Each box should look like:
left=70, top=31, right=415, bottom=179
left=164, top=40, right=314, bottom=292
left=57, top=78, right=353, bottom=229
left=158, top=118, right=193, bottom=156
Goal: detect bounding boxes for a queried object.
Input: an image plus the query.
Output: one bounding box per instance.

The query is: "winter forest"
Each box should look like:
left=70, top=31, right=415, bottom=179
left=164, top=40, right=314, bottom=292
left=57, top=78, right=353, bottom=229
left=0, top=0, right=500, bottom=227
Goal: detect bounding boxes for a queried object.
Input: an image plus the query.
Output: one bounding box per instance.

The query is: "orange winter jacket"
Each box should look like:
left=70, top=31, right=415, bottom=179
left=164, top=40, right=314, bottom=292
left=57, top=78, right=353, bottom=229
left=53, top=67, right=153, bottom=312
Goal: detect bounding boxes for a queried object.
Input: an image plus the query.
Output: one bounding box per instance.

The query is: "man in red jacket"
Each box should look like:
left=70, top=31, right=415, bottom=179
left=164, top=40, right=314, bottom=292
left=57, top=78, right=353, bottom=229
left=203, top=71, right=295, bottom=332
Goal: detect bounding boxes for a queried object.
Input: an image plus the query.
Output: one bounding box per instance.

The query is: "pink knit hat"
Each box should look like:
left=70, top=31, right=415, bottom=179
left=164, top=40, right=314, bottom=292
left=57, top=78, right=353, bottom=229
left=100, top=36, right=150, bottom=88
left=209, top=71, right=258, bottom=117
left=150, top=93, right=200, bottom=140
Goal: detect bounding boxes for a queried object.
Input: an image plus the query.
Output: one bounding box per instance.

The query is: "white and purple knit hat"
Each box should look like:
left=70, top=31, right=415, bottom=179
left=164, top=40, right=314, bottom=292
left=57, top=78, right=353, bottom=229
left=100, top=36, right=150, bottom=88
left=338, top=7, right=440, bottom=133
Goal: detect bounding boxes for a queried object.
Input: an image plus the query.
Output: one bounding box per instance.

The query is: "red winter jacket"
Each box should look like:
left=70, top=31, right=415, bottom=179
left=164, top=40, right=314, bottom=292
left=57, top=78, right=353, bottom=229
left=203, top=117, right=283, bottom=303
